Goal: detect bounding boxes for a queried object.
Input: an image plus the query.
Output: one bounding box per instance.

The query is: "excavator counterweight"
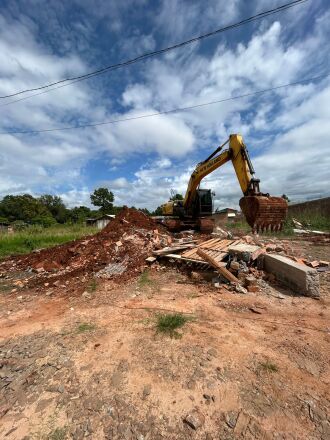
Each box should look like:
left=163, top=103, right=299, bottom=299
left=161, top=134, right=287, bottom=233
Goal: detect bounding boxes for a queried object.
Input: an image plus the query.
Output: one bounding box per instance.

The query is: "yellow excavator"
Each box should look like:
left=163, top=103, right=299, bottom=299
left=161, top=134, right=287, bottom=233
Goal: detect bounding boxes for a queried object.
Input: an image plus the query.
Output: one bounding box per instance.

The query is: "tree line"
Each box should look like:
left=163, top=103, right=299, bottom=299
left=0, top=188, right=158, bottom=227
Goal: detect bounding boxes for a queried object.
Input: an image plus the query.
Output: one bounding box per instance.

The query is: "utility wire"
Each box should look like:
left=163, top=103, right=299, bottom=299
left=1, top=71, right=328, bottom=136
left=0, top=0, right=309, bottom=100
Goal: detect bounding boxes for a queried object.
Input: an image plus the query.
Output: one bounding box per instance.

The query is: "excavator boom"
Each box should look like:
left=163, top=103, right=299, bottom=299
left=162, top=134, right=287, bottom=232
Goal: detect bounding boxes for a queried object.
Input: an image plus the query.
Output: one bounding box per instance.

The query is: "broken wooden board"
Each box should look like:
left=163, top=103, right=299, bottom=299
left=197, top=248, right=239, bottom=283
left=153, top=244, right=196, bottom=256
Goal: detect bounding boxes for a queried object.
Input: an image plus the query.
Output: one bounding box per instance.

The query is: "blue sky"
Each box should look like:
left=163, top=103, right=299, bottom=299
left=0, top=0, right=329, bottom=210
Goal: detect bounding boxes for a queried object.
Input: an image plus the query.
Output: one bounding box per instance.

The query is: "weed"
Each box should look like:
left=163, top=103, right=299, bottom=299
left=23, top=238, right=36, bottom=251
left=259, top=361, right=279, bottom=373
left=77, top=322, right=96, bottom=333
left=187, top=292, right=200, bottom=299
left=156, top=313, right=191, bottom=338
left=49, top=427, right=67, bottom=440
left=139, top=317, right=153, bottom=325
left=138, top=270, right=153, bottom=287
left=87, top=278, right=97, bottom=292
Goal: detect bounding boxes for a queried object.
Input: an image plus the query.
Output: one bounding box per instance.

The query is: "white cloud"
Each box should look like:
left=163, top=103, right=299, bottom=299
left=0, top=1, right=329, bottom=210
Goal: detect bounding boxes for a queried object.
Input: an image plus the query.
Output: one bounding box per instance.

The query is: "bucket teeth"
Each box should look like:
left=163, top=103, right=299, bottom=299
left=240, top=196, right=288, bottom=234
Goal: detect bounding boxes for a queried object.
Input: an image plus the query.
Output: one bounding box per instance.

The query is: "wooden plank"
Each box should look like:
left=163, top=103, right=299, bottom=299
left=153, top=244, right=196, bottom=256
left=212, top=239, right=229, bottom=250
left=214, top=252, right=228, bottom=263
left=164, top=254, right=209, bottom=265
left=197, top=248, right=239, bottom=283
left=199, top=238, right=221, bottom=249
left=181, top=248, right=198, bottom=258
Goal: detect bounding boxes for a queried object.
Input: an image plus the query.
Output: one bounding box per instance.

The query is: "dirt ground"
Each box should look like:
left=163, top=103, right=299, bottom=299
left=0, top=240, right=329, bottom=439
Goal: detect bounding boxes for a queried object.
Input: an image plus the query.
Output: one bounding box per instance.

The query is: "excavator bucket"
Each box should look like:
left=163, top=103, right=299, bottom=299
left=239, top=196, right=288, bottom=233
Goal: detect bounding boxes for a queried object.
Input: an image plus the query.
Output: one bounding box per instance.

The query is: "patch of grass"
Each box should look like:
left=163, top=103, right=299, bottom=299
left=226, top=211, right=330, bottom=236
left=49, top=427, right=67, bottom=440
left=259, top=361, right=279, bottom=373
left=156, top=313, right=191, bottom=338
left=187, top=292, right=200, bottom=299
left=138, top=270, right=153, bottom=287
left=138, top=317, right=153, bottom=325
left=77, top=322, right=96, bottom=333
left=87, top=278, right=97, bottom=292
left=0, top=224, right=98, bottom=259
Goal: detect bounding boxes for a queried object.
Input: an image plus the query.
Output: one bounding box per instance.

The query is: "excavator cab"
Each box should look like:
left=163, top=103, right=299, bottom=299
left=193, top=189, right=213, bottom=216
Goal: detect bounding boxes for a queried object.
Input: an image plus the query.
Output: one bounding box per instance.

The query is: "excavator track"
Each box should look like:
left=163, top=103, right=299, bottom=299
left=197, top=218, right=215, bottom=233
left=239, top=196, right=288, bottom=233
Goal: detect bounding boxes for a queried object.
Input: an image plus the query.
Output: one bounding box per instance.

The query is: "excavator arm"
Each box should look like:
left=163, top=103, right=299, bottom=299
left=163, top=134, right=287, bottom=232
left=184, top=134, right=259, bottom=209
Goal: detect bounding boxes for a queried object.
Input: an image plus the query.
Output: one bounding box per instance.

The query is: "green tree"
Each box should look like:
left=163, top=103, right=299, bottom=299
left=39, top=194, right=68, bottom=223
left=90, top=188, right=114, bottom=214
left=152, top=206, right=163, bottom=216
left=170, top=193, right=183, bottom=201
left=139, top=208, right=151, bottom=215
left=0, top=194, right=54, bottom=224
left=69, top=206, right=93, bottom=223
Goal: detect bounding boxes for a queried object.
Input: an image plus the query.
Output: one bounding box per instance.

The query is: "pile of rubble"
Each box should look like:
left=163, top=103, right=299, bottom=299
left=148, top=233, right=329, bottom=298
left=0, top=210, right=328, bottom=299
left=0, top=208, right=172, bottom=293
left=292, top=217, right=330, bottom=240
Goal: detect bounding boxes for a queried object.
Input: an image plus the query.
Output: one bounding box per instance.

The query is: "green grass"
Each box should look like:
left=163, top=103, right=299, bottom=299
left=226, top=211, right=329, bottom=236
left=0, top=224, right=98, bottom=259
left=49, top=427, right=67, bottom=440
left=156, top=313, right=191, bottom=338
left=87, top=278, right=97, bottom=293
left=259, top=361, right=279, bottom=373
left=288, top=212, right=330, bottom=231
left=77, top=322, right=96, bottom=333
left=138, top=270, right=153, bottom=287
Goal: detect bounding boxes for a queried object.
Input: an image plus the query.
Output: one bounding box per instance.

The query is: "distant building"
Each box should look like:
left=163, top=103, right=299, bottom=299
left=0, top=222, right=11, bottom=233
left=86, top=214, right=115, bottom=229
left=212, top=208, right=240, bottom=225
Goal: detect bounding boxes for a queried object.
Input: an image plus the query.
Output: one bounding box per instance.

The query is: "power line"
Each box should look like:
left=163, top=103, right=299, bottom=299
left=0, top=0, right=309, bottom=101
left=1, top=71, right=328, bottom=136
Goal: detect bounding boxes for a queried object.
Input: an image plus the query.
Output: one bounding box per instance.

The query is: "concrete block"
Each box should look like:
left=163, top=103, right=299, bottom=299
left=228, top=243, right=260, bottom=262
left=264, top=254, right=319, bottom=298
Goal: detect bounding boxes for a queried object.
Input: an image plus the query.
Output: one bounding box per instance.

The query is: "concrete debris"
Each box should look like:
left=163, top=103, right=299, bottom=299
left=183, top=409, right=205, bottom=430
left=234, top=284, right=247, bottom=294
left=96, top=262, right=128, bottom=278
left=263, top=254, right=320, bottom=298
left=228, top=243, right=260, bottom=262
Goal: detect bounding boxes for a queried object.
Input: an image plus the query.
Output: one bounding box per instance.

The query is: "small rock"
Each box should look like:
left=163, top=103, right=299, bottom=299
left=183, top=409, right=205, bottom=430
left=207, top=348, right=217, bottom=357
left=230, top=261, right=240, bottom=271
left=17, top=295, right=23, bottom=301
left=245, top=275, right=257, bottom=287
left=82, top=291, right=92, bottom=299
left=235, top=284, right=247, bottom=294
left=142, top=384, right=152, bottom=400
left=145, top=256, right=156, bottom=263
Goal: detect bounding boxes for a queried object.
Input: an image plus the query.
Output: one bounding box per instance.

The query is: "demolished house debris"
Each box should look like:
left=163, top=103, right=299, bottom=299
left=0, top=208, right=328, bottom=299
left=150, top=233, right=329, bottom=298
